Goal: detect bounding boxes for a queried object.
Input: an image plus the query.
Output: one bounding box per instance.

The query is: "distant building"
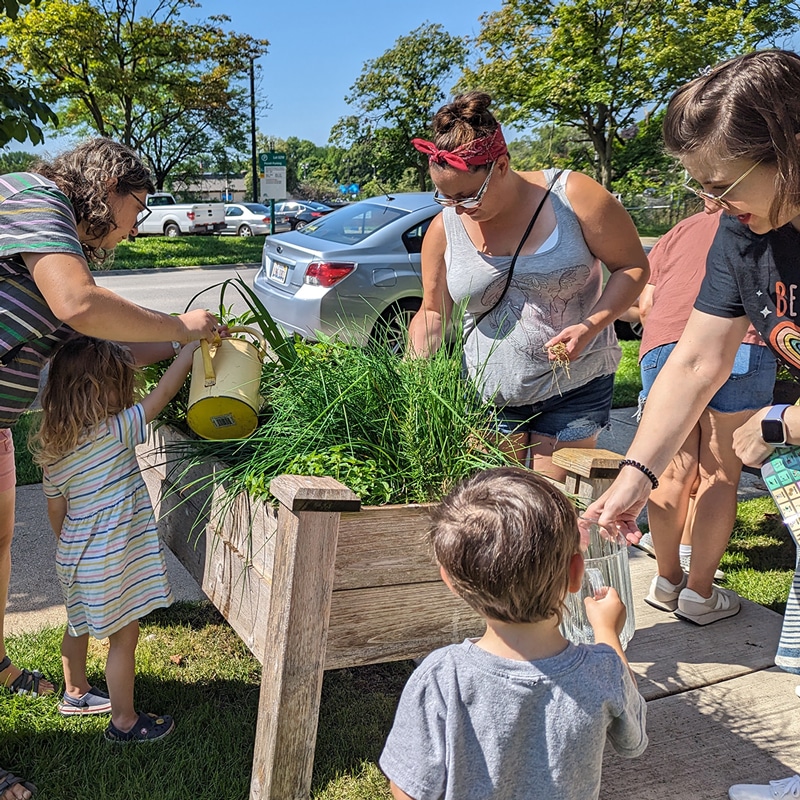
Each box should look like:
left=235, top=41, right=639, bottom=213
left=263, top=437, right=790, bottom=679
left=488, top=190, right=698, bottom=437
left=169, top=172, right=248, bottom=203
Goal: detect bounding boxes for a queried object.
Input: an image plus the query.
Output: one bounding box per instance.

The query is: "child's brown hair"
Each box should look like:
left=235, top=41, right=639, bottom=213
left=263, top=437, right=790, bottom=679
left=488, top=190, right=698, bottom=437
left=429, top=467, right=580, bottom=624
left=32, top=335, right=137, bottom=465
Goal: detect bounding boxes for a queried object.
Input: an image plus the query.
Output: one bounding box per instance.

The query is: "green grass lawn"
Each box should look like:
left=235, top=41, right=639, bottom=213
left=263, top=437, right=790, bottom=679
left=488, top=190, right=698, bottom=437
left=107, top=235, right=264, bottom=270
left=612, top=339, right=641, bottom=408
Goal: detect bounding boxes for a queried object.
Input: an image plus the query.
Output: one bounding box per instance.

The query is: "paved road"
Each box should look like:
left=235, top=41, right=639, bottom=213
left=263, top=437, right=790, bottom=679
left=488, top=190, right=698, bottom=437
left=93, top=262, right=260, bottom=315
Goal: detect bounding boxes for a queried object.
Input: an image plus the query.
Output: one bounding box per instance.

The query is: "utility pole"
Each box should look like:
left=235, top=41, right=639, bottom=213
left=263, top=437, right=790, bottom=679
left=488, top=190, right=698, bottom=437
left=250, top=57, right=258, bottom=203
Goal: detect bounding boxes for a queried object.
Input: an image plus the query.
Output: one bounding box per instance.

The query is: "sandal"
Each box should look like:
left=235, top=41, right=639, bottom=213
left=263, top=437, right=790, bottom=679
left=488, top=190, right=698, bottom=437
left=104, top=711, right=175, bottom=743
left=57, top=686, right=112, bottom=716
left=0, top=767, right=36, bottom=798
left=0, top=656, right=51, bottom=698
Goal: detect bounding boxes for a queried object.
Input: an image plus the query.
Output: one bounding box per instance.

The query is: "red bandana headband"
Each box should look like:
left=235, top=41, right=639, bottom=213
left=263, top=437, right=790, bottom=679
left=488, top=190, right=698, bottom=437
left=411, top=126, right=508, bottom=171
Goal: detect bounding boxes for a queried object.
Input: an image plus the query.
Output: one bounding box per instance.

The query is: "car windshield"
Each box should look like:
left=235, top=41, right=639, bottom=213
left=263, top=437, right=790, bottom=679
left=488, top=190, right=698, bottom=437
left=300, top=202, right=409, bottom=244
left=243, top=203, right=271, bottom=214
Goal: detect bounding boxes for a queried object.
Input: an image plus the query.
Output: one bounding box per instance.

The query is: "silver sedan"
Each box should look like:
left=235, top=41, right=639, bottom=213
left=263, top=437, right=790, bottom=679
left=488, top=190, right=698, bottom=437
left=223, top=203, right=291, bottom=236
left=252, top=193, right=441, bottom=352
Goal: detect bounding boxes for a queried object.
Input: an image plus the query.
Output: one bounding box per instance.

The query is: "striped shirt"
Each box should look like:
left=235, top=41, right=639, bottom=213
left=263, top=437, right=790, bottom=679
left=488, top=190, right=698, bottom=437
left=0, top=173, right=84, bottom=425
left=43, top=404, right=173, bottom=638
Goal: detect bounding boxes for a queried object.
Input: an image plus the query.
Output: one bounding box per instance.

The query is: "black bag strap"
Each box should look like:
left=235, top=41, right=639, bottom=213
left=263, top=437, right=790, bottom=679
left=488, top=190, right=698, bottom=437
left=476, top=168, right=564, bottom=325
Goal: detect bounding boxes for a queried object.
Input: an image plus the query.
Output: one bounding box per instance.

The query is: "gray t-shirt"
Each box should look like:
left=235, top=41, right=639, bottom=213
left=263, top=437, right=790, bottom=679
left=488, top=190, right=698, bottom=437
left=444, top=169, right=621, bottom=407
left=380, top=638, right=647, bottom=800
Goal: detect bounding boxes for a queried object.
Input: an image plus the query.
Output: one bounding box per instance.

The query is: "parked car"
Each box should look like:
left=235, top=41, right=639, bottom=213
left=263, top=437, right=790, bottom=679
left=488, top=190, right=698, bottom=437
left=136, top=192, right=226, bottom=237
left=223, top=203, right=290, bottom=236
left=273, top=200, right=335, bottom=230
left=252, top=193, right=440, bottom=353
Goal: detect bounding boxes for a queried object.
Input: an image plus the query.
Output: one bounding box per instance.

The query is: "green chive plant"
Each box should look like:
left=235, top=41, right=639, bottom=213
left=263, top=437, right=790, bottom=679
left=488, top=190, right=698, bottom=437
left=147, top=291, right=512, bottom=508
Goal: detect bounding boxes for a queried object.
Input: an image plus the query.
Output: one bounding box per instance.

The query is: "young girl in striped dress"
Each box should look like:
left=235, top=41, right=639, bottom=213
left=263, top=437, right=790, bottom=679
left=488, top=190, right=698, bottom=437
left=34, top=335, right=197, bottom=742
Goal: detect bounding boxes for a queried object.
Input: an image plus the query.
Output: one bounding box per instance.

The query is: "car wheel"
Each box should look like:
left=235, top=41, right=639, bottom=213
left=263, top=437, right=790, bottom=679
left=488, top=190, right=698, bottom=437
left=237, top=224, right=253, bottom=237
left=614, top=319, right=643, bottom=340
left=295, top=220, right=307, bottom=231
left=371, top=298, right=422, bottom=356
left=164, top=223, right=180, bottom=238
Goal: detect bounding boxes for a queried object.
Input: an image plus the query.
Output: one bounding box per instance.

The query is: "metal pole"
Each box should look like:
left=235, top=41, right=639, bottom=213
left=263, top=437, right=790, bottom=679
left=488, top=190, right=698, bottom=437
left=250, top=57, right=258, bottom=203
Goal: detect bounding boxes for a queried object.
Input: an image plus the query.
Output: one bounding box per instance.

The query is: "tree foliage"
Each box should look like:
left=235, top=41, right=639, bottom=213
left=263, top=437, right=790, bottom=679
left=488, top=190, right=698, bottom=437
left=341, top=22, right=468, bottom=191
left=0, top=0, right=268, bottom=187
left=0, top=0, right=57, bottom=148
left=464, top=0, right=800, bottom=188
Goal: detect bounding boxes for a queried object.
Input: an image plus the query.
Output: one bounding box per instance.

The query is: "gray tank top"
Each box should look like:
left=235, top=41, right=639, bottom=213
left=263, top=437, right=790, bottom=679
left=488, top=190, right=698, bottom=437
left=444, top=168, right=621, bottom=407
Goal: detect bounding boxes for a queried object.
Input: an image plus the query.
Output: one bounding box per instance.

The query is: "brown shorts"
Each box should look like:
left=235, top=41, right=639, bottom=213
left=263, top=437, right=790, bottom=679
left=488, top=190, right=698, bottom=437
left=0, top=429, right=15, bottom=493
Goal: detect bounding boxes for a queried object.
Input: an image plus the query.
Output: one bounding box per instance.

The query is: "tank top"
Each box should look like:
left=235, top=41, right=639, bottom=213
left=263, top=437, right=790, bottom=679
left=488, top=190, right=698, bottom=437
left=444, top=168, right=621, bottom=407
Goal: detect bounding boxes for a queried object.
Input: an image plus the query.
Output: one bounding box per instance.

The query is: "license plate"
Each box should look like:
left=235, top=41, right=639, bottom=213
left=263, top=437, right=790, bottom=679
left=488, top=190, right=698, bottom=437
left=270, top=260, right=288, bottom=283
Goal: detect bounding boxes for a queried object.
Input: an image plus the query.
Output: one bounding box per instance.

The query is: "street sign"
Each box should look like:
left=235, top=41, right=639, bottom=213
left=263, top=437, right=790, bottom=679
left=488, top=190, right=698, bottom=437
left=260, top=167, right=286, bottom=201
left=258, top=151, right=287, bottom=170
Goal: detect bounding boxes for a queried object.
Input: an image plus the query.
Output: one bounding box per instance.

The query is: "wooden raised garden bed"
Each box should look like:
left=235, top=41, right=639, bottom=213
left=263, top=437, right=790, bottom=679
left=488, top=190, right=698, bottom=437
left=137, top=424, right=624, bottom=799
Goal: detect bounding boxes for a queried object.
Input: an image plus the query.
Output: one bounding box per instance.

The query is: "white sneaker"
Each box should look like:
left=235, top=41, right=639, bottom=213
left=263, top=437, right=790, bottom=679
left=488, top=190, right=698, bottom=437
left=644, top=572, right=688, bottom=612
left=634, top=532, right=656, bottom=557
left=678, top=552, right=726, bottom=582
left=729, top=774, right=800, bottom=799
left=675, top=585, right=741, bottom=625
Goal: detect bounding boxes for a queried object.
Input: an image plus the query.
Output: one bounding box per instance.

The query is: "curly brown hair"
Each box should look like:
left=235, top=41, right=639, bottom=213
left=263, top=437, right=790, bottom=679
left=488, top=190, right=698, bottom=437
left=34, top=138, right=155, bottom=266
left=428, top=467, right=580, bottom=624
left=430, top=91, right=499, bottom=174
left=663, top=49, right=800, bottom=227
left=32, top=335, right=139, bottom=466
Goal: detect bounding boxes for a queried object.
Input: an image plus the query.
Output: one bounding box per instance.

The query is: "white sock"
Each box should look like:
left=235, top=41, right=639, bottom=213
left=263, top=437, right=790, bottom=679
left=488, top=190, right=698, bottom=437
left=679, top=544, right=692, bottom=559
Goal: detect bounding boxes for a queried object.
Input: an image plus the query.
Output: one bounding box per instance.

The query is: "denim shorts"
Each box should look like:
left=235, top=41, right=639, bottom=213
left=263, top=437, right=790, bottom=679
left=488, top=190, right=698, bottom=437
left=493, top=373, right=615, bottom=441
left=639, top=342, right=777, bottom=416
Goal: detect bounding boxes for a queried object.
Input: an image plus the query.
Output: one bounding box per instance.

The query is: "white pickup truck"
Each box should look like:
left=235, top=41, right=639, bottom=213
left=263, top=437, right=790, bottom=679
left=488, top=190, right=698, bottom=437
left=136, top=192, right=226, bottom=237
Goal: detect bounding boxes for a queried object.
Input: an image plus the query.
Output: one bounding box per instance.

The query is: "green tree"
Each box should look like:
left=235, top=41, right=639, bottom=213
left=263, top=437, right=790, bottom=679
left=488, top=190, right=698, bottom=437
left=0, top=150, right=38, bottom=173
left=464, top=0, right=800, bottom=188
left=341, top=22, right=468, bottom=191
left=0, top=0, right=57, bottom=147
left=0, top=0, right=267, bottom=187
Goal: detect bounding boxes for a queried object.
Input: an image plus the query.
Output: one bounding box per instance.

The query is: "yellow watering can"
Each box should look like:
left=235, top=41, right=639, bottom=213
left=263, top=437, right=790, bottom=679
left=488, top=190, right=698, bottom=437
left=186, top=325, right=267, bottom=440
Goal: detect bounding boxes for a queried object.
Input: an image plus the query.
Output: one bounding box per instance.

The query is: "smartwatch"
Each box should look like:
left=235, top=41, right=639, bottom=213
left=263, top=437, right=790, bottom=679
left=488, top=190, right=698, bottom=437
left=761, top=404, right=791, bottom=445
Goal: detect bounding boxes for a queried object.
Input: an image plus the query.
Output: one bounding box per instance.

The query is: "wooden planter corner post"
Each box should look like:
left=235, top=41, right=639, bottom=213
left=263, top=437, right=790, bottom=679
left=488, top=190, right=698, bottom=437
left=250, top=475, right=360, bottom=800
left=552, top=447, right=624, bottom=507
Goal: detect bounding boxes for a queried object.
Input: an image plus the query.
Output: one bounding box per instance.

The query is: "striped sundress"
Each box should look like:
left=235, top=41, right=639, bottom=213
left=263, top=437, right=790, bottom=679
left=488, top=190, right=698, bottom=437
left=44, top=403, right=173, bottom=639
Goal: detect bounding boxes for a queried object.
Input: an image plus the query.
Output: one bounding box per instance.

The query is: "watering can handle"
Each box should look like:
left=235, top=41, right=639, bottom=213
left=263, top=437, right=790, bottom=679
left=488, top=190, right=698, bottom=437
left=200, top=339, right=217, bottom=387
left=226, top=325, right=269, bottom=360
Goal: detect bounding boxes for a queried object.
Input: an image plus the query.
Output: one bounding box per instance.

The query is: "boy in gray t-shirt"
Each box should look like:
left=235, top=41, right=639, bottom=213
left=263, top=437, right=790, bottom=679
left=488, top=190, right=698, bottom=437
left=380, top=467, right=647, bottom=800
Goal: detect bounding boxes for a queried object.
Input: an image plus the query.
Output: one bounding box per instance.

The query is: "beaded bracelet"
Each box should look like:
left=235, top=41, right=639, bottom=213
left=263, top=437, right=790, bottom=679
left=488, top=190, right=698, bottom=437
left=619, top=459, right=659, bottom=489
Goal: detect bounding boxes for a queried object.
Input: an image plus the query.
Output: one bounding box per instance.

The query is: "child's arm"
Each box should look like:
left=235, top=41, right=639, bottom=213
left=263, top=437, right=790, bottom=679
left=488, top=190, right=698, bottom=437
left=46, top=495, right=67, bottom=538
left=139, top=342, right=199, bottom=424
left=389, top=782, right=416, bottom=800
left=584, top=587, right=632, bottom=671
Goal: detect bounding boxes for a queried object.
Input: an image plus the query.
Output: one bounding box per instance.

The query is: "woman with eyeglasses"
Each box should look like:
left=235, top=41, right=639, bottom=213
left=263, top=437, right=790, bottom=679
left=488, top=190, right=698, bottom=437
left=407, top=91, right=649, bottom=481
left=0, top=137, right=221, bottom=800
left=588, top=48, right=800, bottom=529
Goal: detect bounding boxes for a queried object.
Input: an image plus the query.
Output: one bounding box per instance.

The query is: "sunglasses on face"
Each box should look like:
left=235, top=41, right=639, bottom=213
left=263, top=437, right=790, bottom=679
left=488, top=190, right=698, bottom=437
left=433, top=162, right=496, bottom=209
left=682, top=159, right=762, bottom=212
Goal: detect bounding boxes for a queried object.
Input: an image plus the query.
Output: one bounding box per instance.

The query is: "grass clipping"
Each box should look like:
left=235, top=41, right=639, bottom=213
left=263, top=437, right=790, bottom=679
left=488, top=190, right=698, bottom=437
left=545, top=342, right=571, bottom=392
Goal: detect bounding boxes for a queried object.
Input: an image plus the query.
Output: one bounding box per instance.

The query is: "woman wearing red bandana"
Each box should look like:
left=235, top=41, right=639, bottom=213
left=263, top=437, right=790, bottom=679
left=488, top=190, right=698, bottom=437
left=407, top=91, right=649, bottom=481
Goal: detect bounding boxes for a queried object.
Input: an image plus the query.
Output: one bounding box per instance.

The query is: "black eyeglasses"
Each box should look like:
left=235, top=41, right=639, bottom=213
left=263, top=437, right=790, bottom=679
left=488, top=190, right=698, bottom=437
left=682, top=160, right=762, bottom=212
left=131, top=193, right=152, bottom=226
left=433, top=162, right=496, bottom=209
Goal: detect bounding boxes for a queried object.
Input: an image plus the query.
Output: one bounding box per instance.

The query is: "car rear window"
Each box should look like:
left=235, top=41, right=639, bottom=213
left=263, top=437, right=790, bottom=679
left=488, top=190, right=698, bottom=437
left=300, top=202, right=409, bottom=244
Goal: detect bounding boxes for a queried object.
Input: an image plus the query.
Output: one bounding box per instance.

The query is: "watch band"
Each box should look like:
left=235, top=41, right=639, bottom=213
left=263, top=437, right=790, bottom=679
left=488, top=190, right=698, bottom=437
left=762, top=404, right=791, bottom=445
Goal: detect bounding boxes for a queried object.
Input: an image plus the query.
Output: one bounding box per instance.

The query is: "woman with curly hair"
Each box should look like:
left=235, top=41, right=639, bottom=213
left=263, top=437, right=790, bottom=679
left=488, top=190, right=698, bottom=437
left=0, top=138, right=220, bottom=799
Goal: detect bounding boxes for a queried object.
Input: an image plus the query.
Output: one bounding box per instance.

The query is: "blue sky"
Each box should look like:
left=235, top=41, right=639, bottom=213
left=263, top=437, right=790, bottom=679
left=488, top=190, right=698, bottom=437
left=21, top=0, right=504, bottom=154
left=190, top=0, right=504, bottom=145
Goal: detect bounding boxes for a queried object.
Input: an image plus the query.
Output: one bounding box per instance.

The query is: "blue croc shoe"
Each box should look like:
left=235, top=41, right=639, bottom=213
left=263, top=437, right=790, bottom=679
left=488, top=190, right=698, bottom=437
left=104, top=711, right=175, bottom=743
left=57, top=686, right=112, bottom=716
